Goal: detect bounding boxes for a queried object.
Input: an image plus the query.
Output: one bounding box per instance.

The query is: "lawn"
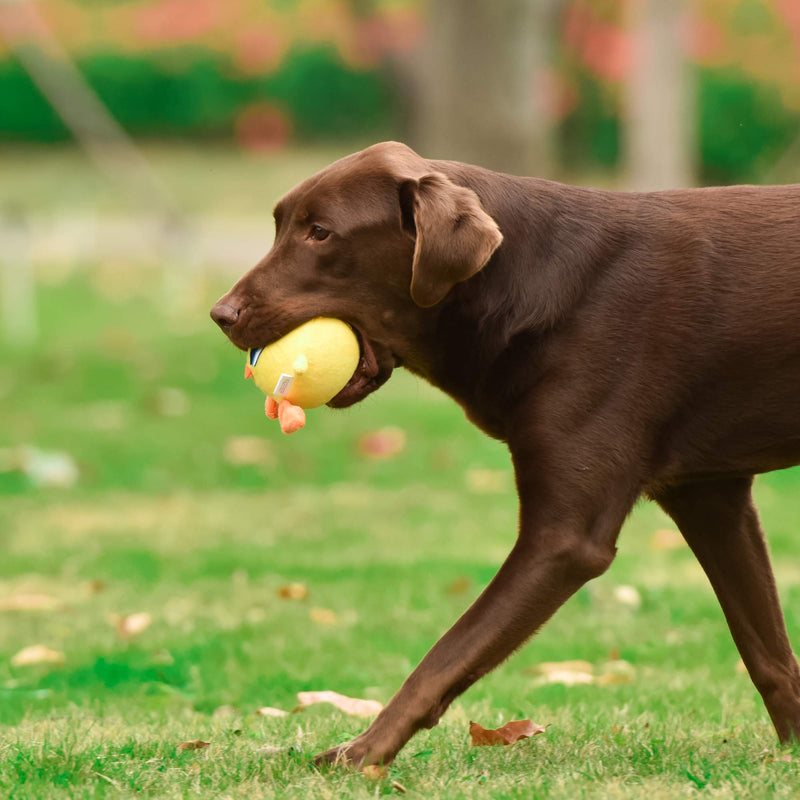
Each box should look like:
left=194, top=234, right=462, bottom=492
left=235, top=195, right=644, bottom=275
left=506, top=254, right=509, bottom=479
left=2, top=148, right=800, bottom=798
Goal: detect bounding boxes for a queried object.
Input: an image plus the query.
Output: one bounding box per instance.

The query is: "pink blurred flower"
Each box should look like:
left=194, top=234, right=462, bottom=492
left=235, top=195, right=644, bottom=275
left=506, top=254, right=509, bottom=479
left=233, top=26, right=286, bottom=74
left=235, top=102, right=292, bottom=152
left=773, top=0, right=800, bottom=55
left=562, top=2, right=629, bottom=83
left=348, top=9, right=423, bottom=68
left=136, top=0, right=221, bottom=45
left=689, top=17, right=726, bottom=64
left=581, top=21, right=630, bottom=83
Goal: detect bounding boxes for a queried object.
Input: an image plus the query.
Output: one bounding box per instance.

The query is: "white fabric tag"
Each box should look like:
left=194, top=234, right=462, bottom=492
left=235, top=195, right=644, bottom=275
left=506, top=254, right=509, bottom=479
left=273, top=374, right=294, bottom=397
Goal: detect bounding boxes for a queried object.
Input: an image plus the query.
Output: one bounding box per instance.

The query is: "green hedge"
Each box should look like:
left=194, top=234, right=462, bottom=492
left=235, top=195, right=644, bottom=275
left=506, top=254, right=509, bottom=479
left=0, top=45, right=395, bottom=143
left=559, top=66, right=800, bottom=183
left=1, top=46, right=797, bottom=183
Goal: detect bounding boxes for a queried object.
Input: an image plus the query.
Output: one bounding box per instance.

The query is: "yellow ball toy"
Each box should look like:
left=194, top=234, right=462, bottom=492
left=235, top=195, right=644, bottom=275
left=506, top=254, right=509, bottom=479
left=244, top=317, right=360, bottom=409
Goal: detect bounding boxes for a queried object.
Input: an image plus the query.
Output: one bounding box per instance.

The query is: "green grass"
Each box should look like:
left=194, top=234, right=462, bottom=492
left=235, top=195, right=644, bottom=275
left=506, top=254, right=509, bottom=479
left=2, top=148, right=800, bottom=796
left=0, top=143, right=362, bottom=217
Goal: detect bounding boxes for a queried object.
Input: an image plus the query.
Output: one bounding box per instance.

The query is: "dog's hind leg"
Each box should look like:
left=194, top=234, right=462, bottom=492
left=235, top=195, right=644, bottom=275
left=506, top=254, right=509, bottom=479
left=654, top=475, right=800, bottom=743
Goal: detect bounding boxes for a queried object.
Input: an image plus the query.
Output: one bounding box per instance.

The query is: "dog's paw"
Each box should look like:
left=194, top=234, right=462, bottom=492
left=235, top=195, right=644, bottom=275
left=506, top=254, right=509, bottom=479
left=313, top=734, right=395, bottom=769
left=314, top=741, right=367, bottom=769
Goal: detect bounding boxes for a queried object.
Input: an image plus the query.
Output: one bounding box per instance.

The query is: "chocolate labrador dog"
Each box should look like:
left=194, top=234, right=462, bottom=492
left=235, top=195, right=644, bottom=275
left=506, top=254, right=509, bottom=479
left=211, top=141, right=800, bottom=766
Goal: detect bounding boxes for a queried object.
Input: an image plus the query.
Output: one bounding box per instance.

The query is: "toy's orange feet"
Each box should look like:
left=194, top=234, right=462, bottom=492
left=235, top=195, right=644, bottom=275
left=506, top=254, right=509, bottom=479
left=277, top=399, right=305, bottom=434
left=265, top=396, right=279, bottom=419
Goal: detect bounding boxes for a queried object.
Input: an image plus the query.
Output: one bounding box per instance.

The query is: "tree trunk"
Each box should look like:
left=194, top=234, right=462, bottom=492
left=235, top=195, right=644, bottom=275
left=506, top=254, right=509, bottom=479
left=411, top=0, right=556, bottom=177
left=625, top=0, right=695, bottom=190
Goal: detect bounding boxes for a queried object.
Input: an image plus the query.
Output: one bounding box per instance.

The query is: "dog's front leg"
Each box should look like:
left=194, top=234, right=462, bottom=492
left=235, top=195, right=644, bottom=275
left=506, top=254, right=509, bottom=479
left=315, top=446, right=639, bottom=767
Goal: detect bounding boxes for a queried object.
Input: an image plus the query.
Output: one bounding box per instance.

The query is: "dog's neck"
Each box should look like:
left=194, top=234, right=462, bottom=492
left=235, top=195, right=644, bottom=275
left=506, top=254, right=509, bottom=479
left=417, top=163, right=639, bottom=440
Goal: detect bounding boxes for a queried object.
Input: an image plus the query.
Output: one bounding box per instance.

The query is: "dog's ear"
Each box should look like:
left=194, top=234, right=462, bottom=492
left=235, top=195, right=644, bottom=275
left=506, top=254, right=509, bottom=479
left=399, top=173, right=503, bottom=308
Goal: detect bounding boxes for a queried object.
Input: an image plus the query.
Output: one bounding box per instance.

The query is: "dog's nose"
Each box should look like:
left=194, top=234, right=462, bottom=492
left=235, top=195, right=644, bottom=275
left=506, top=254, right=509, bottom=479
left=210, top=301, right=240, bottom=330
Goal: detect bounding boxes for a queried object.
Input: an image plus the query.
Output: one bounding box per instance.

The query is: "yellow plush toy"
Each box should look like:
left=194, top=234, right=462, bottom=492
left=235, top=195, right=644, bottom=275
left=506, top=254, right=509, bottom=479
left=244, top=317, right=359, bottom=434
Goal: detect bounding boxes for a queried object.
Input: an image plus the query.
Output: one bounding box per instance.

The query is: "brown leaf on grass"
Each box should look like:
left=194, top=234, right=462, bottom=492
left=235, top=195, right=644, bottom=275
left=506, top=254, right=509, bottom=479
left=176, top=740, right=210, bottom=752
left=525, top=658, right=635, bottom=687
left=155, top=387, right=190, bottom=418
left=362, top=764, right=386, bottom=780
left=650, top=528, right=685, bottom=551
left=525, top=660, right=595, bottom=686
left=309, top=607, right=338, bottom=626
left=109, top=612, right=152, bottom=639
left=277, top=583, right=309, bottom=601
left=465, top=469, right=509, bottom=494
left=469, top=719, right=545, bottom=746
left=85, top=579, right=107, bottom=595
left=296, top=690, right=383, bottom=716
left=735, top=658, right=748, bottom=674
left=11, top=644, right=65, bottom=667
left=595, top=660, right=636, bottom=685
left=357, top=427, right=406, bottom=459
left=223, top=436, right=275, bottom=466
left=445, top=576, right=472, bottom=595
left=0, top=592, right=62, bottom=612
left=256, top=706, right=289, bottom=717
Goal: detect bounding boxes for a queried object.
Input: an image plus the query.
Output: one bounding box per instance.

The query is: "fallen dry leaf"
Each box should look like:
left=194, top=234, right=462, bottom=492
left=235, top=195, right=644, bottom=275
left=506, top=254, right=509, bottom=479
left=309, top=607, right=338, bottom=626
left=151, top=649, right=174, bottom=665
left=469, top=719, right=545, bottom=746
left=296, top=690, right=383, bottom=716
left=258, top=745, right=286, bottom=757
left=278, top=583, right=309, bottom=601
left=11, top=644, right=65, bottom=667
left=357, top=427, right=406, bottom=459
left=465, top=469, right=508, bottom=494
left=362, top=764, right=386, bottom=780
left=595, top=659, right=636, bottom=685
left=0, top=592, right=62, bottom=612
left=735, top=658, right=748, bottom=674
left=445, top=576, right=472, bottom=595
left=19, top=446, right=80, bottom=488
left=612, top=585, right=642, bottom=608
left=526, top=658, right=635, bottom=687
left=391, top=780, right=408, bottom=794
left=176, top=740, right=210, bottom=752
left=650, top=528, right=685, bottom=551
left=223, top=436, right=275, bottom=466
left=109, top=612, right=152, bottom=639
left=256, top=706, right=289, bottom=717
left=155, top=387, right=190, bottom=418
left=527, top=660, right=594, bottom=686
left=530, top=669, right=594, bottom=687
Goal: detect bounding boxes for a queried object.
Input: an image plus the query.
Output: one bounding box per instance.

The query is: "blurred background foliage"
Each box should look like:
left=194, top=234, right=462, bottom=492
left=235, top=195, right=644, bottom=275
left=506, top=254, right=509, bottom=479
left=1, top=0, right=800, bottom=182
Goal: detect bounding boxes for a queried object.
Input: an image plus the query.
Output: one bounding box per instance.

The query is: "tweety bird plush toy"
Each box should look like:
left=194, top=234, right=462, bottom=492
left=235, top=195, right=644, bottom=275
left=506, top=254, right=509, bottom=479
left=244, top=317, right=359, bottom=433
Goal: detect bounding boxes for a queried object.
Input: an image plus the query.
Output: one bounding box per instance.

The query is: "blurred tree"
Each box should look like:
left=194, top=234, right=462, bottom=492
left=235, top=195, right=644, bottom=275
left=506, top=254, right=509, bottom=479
left=625, top=0, right=695, bottom=189
left=411, top=0, right=559, bottom=176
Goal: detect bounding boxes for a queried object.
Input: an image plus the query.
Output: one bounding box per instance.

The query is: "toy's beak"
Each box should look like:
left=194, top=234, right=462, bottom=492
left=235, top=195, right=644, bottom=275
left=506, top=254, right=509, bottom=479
left=244, top=365, right=253, bottom=379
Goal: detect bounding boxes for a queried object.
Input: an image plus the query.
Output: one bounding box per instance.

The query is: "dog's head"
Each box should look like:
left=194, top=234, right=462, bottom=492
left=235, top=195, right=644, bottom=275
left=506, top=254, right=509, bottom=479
left=210, top=141, right=502, bottom=407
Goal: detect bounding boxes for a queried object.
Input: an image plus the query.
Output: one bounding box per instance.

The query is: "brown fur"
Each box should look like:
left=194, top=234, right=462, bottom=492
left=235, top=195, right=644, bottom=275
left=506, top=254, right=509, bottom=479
left=212, top=141, right=800, bottom=765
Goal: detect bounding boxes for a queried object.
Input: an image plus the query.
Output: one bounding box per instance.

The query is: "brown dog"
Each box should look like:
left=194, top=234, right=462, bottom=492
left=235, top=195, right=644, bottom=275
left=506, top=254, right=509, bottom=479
left=211, top=141, right=800, bottom=765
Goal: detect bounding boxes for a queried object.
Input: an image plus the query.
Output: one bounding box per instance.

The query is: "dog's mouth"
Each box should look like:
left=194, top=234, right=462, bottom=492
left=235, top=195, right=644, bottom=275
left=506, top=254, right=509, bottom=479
left=327, top=327, right=394, bottom=409
left=222, top=311, right=395, bottom=408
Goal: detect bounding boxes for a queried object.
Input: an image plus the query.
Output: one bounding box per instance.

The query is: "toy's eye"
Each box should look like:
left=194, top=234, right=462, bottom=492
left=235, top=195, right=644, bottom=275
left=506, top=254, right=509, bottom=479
left=249, top=347, right=263, bottom=367
left=309, top=224, right=330, bottom=241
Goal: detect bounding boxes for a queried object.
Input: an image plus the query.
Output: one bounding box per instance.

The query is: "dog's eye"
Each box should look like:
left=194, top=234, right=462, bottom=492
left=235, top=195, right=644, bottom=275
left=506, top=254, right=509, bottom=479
left=308, top=224, right=330, bottom=241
